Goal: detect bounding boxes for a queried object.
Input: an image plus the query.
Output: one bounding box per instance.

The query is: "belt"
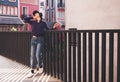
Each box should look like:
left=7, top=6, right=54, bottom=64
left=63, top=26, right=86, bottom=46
left=32, top=35, right=43, bottom=38
left=33, top=35, right=37, bottom=38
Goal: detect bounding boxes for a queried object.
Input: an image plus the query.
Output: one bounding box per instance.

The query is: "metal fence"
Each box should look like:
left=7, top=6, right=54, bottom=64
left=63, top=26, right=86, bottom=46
left=0, top=30, right=120, bottom=82
left=0, top=31, right=32, bottom=66
left=44, top=29, right=120, bottom=82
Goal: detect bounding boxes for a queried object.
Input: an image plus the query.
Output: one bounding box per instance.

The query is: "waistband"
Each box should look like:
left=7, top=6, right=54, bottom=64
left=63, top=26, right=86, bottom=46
left=32, top=35, right=44, bottom=38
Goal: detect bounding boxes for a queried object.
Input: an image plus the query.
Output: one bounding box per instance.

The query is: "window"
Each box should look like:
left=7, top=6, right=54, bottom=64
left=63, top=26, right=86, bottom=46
left=9, top=0, right=16, bottom=2
left=51, top=11, right=55, bottom=22
left=15, top=7, right=18, bottom=15
left=40, top=2, right=44, bottom=6
left=45, top=11, right=49, bottom=21
left=22, top=7, right=28, bottom=16
left=10, top=7, right=14, bottom=15
left=51, top=0, right=54, bottom=8
left=0, top=5, right=2, bottom=14
left=58, top=11, right=64, bottom=19
left=3, top=6, right=6, bottom=15
left=7, top=6, right=10, bottom=15
left=58, top=0, right=64, bottom=7
left=46, top=0, right=49, bottom=9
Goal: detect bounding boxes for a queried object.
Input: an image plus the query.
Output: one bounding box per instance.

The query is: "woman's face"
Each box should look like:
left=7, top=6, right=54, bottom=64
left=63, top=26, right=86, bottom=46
left=33, top=13, right=40, bottom=20
left=53, top=22, right=60, bottom=28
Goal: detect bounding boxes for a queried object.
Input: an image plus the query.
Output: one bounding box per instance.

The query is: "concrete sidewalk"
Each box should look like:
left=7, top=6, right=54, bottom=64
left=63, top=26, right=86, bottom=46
left=0, top=55, right=61, bottom=82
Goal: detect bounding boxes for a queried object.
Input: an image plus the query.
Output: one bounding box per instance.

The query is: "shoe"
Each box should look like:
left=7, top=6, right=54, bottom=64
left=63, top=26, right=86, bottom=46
left=37, top=67, right=43, bottom=74
left=26, top=71, right=34, bottom=78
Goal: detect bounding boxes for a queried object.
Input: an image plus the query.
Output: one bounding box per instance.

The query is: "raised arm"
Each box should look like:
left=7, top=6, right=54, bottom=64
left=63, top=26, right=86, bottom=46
left=23, top=16, right=33, bottom=24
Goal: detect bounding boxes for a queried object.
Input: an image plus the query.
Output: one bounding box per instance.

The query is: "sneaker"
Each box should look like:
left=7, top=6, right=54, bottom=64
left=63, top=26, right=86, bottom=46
left=37, top=67, right=43, bottom=74
left=26, top=71, right=34, bottom=78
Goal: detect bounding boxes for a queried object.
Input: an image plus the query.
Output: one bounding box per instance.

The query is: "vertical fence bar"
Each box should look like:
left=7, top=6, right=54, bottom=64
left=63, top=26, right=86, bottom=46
left=83, top=32, right=87, bottom=82
left=68, top=32, right=72, bottom=82
left=60, top=31, right=63, bottom=80
left=46, top=32, right=49, bottom=74
left=58, top=32, right=60, bottom=79
left=53, top=32, right=56, bottom=78
left=73, top=31, right=76, bottom=82
left=47, top=32, right=50, bottom=75
left=55, top=32, right=58, bottom=77
left=117, top=32, right=120, bottom=82
left=43, top=31, right=47, bottom=74
left=59, top=31, right=62, bottom=79
left=102, top=32, right=106, bottom=82
left=56, top=32, right=60, bottom=79
left=95, top=32, right=99, bottom=82
left=50, top=32, right=53, bottom=76
left=109, top=32, right=114, bottom=82
left=89, top=32, right=92, bottom=82
left=49, top=32, right=52, bottom=75
left=64, top=32, right=67, bottom=82
left=78, top=32, right=81, bottom=82
left=45, top=32, right=47, bottom=74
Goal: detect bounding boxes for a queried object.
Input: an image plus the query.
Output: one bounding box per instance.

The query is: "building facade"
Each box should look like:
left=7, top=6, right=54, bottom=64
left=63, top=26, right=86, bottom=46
left=65, top=0, right=120, bottom=30
left=20, top=0, right=39, bottom=31
left=45, top=0, right=65, bottom=28
left=0, top=0, right=24, bottom=31
left=39, top=0, right=45, bottom=19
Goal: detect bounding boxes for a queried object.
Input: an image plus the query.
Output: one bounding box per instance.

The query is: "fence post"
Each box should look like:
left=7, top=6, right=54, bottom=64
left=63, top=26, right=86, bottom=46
left=68, top=28, right=77, bottom=82
left=117, top=32, right=120, bottom=82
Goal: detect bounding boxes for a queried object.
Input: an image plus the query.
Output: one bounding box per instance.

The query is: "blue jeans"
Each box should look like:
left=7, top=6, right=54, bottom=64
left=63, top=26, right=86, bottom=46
left=30, top=36, right=44, bottom=69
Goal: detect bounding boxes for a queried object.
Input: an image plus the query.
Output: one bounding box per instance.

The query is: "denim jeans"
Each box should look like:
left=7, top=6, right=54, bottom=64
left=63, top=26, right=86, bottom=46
left=30, top=36, right=44, bottom=69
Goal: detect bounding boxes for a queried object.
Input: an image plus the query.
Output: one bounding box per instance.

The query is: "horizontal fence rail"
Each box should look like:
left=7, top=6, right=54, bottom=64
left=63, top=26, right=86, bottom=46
left=0, top=32, right=32, bottom=66
left=44, top=29, right=120, bottom=82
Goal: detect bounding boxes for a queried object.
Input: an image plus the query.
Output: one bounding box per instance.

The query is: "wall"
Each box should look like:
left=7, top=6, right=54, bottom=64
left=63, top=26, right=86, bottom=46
left=65, top=0, right=120, bottom=29
left=20, top=0, right=39, bottom=15
left=20, top=3, right=39, bottom=16
left=20, top=0, right=38, bottom=5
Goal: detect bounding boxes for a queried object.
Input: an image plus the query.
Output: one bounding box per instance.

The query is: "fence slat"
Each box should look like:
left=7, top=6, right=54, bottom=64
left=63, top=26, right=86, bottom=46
left=56, top=32, right=60, bottom=79
left=78, top=32, right=81, bottom=82
left=64, top=32, right=67, bottom=82
left=59, top=32, right=63, bottom=80
left=117, top=32, right=120, bottom=82
left=50, top=32, right=53, bottom=76
left=53, top=32, right=56, bottom=77
left=109, top=32, right=114, bottom=82
left=83, top=32, right=87, bottom=82
left=89, top=32, right=92, bottom=82
left=47, top=32, right=50, bottom=75
left=73, top=32, right=76, bottom=82
left=68, top=32, right=72, bottom=82
left=102, top=32, right=106, bottom=82
left=95, top=32, right=99, bottom=82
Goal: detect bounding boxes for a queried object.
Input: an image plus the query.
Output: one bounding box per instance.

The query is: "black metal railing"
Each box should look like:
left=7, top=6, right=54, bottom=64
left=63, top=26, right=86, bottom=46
left=43, top=29, right=120, bottom=82
left=0, top=30, right=120, bottom=82
left=0, top=31, right=32, bottom=66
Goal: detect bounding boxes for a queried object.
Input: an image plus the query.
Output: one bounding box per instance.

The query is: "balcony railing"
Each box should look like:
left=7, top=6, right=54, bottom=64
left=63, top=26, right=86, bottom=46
left=0, top=31, right=32, bottom=66
left=0, top=29, right=120, bottom=82
left=43, top=29, right=120, bottom=82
